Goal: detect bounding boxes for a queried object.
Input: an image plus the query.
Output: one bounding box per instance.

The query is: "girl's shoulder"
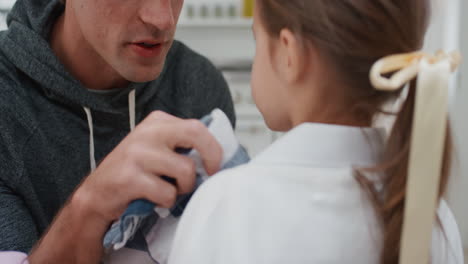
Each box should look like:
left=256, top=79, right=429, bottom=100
left=179, top=164, right=383, bottom=263
left=200, top=161, right=371, bottom=202
left=195, top=162, right=380, bottom=228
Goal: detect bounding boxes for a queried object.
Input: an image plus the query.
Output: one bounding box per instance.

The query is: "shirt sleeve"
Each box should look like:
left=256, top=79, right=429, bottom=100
left=0, top=252, right=29, bottom=264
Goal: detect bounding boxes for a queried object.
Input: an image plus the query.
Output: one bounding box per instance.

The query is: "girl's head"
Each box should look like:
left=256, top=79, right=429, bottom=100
left=251, top=0, right=429, bottom=131
left=252, top=1, right=452, bottom=264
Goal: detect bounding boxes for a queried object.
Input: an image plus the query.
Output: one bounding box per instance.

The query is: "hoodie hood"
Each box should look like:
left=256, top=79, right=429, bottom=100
left=1, top=0, right=170, bottom=114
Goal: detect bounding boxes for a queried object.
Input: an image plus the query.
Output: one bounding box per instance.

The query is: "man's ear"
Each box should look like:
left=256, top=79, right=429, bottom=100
left=277, top=28, right=309, bottom=85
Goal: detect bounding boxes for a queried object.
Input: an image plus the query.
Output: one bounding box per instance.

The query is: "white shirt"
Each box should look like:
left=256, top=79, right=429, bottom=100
left=168, top=123, right=464, bottom=264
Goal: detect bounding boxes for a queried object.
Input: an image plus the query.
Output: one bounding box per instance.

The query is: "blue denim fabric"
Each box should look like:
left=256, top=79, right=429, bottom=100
left=103, top=112, right=250, bottom=258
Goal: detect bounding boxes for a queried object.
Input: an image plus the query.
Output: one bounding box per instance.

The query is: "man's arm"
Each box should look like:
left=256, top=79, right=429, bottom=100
left=0, top=162, right=107, bottom=264
left=27, top=190, right=109, bottom=263
left=0, top=189, right=106, bottom=263
left=27, top=111, right=223, bottom=264
left=0, top=182, right=39, bottom=253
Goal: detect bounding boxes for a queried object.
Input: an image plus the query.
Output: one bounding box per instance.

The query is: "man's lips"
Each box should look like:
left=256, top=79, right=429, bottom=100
left=133, top=39, right=163, bottom=46
left=130, top=40, right=166, bottom=58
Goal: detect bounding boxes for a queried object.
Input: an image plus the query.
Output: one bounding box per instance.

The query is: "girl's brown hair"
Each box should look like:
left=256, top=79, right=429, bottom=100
left=257, top=1, right=451, bottom=263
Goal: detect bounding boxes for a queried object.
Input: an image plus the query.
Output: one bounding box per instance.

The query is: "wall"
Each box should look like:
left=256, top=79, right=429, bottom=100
left=443, top=0, right=468, bottom=255
left=421, top=0, right=467, bottom=259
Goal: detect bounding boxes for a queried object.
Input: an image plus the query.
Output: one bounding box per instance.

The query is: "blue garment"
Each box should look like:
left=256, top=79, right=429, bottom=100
left=103, top=110, right=250, bottom=263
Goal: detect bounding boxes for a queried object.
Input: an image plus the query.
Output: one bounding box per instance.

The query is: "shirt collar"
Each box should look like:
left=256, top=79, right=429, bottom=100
left=252, top=123, right=386, bottom=168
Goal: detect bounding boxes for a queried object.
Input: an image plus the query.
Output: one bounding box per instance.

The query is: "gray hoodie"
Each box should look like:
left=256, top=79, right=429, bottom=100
left=0, top=0, right=235, bottom=253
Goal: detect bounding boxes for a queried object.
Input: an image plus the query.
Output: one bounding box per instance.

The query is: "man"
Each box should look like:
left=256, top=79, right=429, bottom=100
left=0, top=0, right=235, bottom=263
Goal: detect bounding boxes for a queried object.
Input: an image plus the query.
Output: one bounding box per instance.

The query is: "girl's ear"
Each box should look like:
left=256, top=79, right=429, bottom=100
left=277, top=28, right=310, bottom=85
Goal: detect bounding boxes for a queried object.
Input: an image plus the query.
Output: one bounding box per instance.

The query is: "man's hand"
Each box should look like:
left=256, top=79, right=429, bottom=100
left=76, top=111, right=222, bottom=222
left=29, top=111, right=223, bottom=264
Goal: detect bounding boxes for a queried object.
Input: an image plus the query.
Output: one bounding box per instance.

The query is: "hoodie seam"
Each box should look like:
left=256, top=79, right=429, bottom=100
left=16, top=126, right=40, bottom=183
left=0, top=78, right=44, bottom=136
left=0, top=126, right=36, bottom=189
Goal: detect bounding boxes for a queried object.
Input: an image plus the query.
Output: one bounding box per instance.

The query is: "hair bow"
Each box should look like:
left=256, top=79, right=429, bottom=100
left=370, top=50, right=462, bottom=264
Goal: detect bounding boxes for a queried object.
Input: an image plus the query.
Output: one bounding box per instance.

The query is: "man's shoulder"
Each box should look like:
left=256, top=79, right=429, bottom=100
left=159, top=40, right=235, bottom=125
left=167, top=40, right=221, bottom=77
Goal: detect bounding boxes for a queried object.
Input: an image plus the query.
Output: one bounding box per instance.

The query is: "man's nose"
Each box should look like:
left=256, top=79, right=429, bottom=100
left=139, top=0, right=175, bottom=31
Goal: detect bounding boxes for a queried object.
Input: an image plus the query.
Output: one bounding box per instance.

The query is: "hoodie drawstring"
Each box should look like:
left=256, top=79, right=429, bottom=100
left=83, top=107, right=96, bottom=171
left=83, top=90, right=136, bottom=171
left=128, top=89, right=136, bottom=132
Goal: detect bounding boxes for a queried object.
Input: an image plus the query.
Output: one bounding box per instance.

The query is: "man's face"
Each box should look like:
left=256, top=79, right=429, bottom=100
left=70, top=0, right=184, bottom=82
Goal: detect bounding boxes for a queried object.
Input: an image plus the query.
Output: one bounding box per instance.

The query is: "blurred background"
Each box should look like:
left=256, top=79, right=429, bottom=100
left=0, top=0, right=466, bottom=261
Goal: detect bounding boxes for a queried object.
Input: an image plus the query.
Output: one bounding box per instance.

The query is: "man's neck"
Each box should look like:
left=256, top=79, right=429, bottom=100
left=49, top=7, right=129, bottom=90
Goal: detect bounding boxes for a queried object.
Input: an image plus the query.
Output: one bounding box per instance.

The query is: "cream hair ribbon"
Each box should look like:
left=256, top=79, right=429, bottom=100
left=370, top=50, right=461, bottom=264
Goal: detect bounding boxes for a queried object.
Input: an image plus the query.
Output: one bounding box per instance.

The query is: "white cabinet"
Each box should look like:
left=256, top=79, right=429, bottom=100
left=0, top=0, right=14, bottom=10
left=223, top=70, right=279, bottom=156
left=235, top=119, right=275, bottom=156
left=0, top=0, right=10, bottom=31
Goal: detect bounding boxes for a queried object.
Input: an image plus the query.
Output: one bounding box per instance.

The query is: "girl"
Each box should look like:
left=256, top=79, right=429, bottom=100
left=168, top=0, right=463, bottom=263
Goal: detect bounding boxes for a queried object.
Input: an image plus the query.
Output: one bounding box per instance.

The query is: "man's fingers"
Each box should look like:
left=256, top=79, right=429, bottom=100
left=147, top=110, right=181, bottom=122
left=137, top=149, right=197, bottom=194
left=138, top=175, right=178, bottom=208
left=167, top=120, right=223, bottom=175
left=137, top=114, right=223, bottom=176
